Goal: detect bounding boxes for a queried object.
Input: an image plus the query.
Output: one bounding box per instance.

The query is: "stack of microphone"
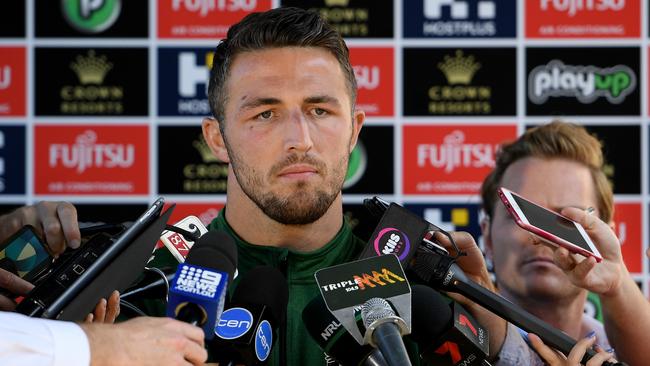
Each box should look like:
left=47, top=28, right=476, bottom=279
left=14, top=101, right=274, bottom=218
left=131, top=209, right=625, bottom=366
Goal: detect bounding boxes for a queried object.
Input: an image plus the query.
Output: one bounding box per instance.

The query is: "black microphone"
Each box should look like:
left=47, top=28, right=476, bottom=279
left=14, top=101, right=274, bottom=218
left=410, top=285, right=489, bottom=366
left=166, top=230, right=237, bottom=339
left=302, top=295, right=387, bottom=366
left=361, top=297, right=412, bottom=366
left=121, top=266, right=176, bottom=300
left=210, top=265, right=288, bottom=365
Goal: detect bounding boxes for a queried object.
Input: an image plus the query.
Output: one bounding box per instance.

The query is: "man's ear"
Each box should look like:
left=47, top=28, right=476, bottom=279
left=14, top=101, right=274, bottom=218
left=480, top=214, right=493, bottom=261
left=348, top=109, right=365, bottom=153
left=202, top=118, right=230, bottom=163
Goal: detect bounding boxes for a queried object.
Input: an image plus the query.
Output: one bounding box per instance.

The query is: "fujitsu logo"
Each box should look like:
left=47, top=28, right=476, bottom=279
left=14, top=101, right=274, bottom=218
left=0, top=66, right=10, bottom=90
left=49, top=130, right=135, bottom=174
left=540, top=0, right=625, bottom=17
left=353, top=65, right=380, bottom=90
left=171, top=0, right=257, bottom=17
left=417, top=130, right=497, bottom=173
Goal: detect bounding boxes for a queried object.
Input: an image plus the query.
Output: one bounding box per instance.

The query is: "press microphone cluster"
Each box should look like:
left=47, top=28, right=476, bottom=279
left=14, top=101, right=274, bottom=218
left=313, top=254, right=414, bottom=366
left=361, top=297, right=410, bottom=366
left=211, top=265, right=289, bottom=365
left=410, top=285, right=489, bottom=366
left=302, top=296, right=387, bottom=366
left=166, top=230, right=237, bottom=339
left=361, top=197, right=625, bottom=366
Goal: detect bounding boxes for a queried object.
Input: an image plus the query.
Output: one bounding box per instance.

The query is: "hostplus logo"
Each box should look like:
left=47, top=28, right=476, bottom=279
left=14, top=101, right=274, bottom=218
left=49, top=130, right=134, bottom=174
left=417, top=130, right=497, bottom=173
left=62, top=0, right=121, bottom=34
left=177, top=51, right=213, bottom=114
left=373, top=228, right=411, bottom=261
left=529, top=60, right=636, bottom=104
left=175, top=264, right=222, bottom=297
left=423, top=0, right=497, bottom=36
left=540, top=0, right=625, bottom=17
left=171, top=0, right=257, bottom=17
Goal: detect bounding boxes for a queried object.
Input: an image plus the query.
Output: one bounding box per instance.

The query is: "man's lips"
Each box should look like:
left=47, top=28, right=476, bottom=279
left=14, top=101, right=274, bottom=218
left=277, top=165, right=318, bottom=177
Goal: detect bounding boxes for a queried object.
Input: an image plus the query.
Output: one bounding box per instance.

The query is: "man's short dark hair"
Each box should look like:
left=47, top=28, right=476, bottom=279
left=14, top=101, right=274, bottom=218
left=207, top=7, right=357, bottom=126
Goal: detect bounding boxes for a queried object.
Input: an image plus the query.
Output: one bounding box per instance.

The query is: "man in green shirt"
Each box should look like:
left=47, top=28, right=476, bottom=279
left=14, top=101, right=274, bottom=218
left=200, top=6, right=366, bottom=365
left=147, top=7, right=509, bottom=365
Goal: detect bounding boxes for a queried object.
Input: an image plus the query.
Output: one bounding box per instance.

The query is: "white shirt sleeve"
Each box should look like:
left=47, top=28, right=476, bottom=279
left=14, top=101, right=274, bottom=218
left=0, top=312, right=91, bottom=366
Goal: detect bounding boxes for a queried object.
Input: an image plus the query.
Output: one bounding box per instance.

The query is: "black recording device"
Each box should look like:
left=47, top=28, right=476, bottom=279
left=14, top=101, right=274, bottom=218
left=16, top=198, right=171, bottom=321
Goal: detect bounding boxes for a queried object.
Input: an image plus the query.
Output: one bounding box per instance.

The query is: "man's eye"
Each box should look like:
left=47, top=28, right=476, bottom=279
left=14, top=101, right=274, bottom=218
left=313, top=108, right=327, bottom=116
left=258, top=111, right=273, bottom=119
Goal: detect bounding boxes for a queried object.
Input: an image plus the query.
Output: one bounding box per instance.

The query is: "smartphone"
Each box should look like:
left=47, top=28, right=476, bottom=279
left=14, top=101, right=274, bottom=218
left=497, top=187, right=602, bottom=262
left=0, top=225, right=53, bottom=282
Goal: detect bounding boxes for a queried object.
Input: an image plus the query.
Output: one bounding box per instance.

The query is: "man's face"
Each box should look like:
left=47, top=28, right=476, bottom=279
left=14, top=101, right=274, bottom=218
left=216, top=47, right=362, bottom=225
left=485, top=157, right=599, bottom=303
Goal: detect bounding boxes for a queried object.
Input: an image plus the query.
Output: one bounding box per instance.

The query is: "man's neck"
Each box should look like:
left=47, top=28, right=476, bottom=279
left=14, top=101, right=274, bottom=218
left=224, top=186, right=344, bottom=253
left=500, top=289, right=588, bottom=339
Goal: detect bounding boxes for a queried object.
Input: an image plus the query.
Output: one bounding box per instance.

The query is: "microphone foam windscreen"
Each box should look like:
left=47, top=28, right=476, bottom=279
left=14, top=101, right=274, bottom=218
left=410, top=285, right=453, bottom=345
left=185, top=230, right=237, bottom=280
left=231, top=265, right=288, bottom=323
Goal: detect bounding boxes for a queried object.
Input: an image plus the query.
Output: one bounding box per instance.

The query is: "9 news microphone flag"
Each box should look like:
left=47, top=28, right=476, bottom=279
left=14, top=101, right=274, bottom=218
left=166, top=230, right=237, bottom=340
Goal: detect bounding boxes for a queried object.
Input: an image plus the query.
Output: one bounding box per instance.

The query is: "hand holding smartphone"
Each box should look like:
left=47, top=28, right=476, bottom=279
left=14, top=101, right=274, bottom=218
left=497, top=187, right=603, bottom=262
left=0, top=225, right=53, bottom=282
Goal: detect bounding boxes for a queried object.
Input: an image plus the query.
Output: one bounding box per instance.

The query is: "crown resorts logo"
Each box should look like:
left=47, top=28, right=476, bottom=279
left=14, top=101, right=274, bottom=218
left=324, top=0, right=350, bottom=6
left=438, top=50, right=481, bottom=84
left=183, top=134, right=227, bottom=193
left=318, top=0, right=369, bottom=36
left=62, top=50, right=123, bottom=114
left=429, top=50, right=491, bottom=114
left=70, top=50, right=113, bottom=84
left=62, top=0, right=121, bottom=34
left=529, top=60, right=636, bottom=105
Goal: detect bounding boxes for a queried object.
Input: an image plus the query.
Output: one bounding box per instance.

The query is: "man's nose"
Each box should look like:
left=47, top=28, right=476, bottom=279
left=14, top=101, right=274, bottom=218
left=284, top=110, right=313, bottom=153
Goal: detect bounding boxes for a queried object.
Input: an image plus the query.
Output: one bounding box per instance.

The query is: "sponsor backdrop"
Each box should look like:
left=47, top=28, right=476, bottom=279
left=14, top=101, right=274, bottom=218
left=1, top=0, right=649, bottom=296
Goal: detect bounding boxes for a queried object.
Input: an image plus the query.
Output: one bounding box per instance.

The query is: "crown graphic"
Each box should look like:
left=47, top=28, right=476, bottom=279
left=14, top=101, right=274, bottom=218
left=437, top=50, right=481, bottom=85
left=70, top=50, right=113, bottom=84
left=193, top=135, right=220, bottom=163
left=324, top=0, right=350, bottom=6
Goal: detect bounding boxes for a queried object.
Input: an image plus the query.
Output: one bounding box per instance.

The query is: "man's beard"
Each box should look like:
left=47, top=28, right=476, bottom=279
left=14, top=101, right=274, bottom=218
left=227, top=145, right=348, bottom=225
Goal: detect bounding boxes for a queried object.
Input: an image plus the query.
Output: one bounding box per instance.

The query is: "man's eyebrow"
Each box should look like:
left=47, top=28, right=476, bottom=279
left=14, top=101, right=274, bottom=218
left=239, top=97, right=282, bottom=111
left=305, top=95, right=341, bottom=107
